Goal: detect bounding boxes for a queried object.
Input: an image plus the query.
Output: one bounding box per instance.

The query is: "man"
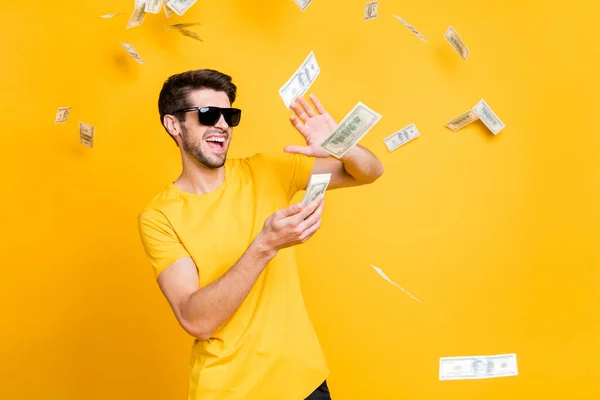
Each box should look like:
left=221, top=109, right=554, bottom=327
left=138, top=69, right=384, bottom=400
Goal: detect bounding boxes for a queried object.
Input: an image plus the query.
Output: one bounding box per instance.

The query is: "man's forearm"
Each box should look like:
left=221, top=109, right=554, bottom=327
left=181, top=238, right=276, bottom=340
left=340, top=144, right=384, bottom=183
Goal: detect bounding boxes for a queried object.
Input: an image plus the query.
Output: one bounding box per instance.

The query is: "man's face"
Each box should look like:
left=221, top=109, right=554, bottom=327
left=179, top=89, right=233, bottom=169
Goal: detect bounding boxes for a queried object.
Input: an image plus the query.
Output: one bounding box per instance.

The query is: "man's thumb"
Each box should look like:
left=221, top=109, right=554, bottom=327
left=280, top=202, right=303, bottom=218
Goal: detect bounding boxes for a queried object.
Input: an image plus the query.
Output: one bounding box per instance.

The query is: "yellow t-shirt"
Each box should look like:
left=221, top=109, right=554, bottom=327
left=138, top=152, right=329, bottom=400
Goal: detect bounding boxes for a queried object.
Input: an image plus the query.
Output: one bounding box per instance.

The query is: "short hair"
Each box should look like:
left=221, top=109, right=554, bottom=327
left=157, top=69, right=237, bottom=145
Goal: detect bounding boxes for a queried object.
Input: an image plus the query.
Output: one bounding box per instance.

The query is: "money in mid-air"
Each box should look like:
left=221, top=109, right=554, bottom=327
left=364, top=1, right=378, bottom=20
left=121, top=42, right=145, bottom=65
left=370, top=264, right=421, bottom=303
left=439, top=354, right=518, bottom=380
left=79, top=122, right=94, bottom=149
left=127, top=0, right=146, bottom=29
left=165, top=23, right=203, bottom=41
left=99, top=13, right=123, bottom=19
left=384, top=123, right=420, bottom=152
left=145, top=0, right=162, bottom=14
left=446, top=109, right=479, bottom=132
left=167, top=0, right=198, bottom=16
left=473, top=99, right=505, bottom=135
left=294, top=0, right=312, bottom=11
left=302, top=173, right=331, bottom=206
left=279, top=50, right=320, bottom=109
left=445, top=26, right=470, bottom=61
left=163, top=0, right=174, bottom=17
left=320, top=102, right=382, bottom=158
left=178, top=28, right=202, bottom=41
left=54, top=107, right=71, bottom=124
left=393, top=15, right=428, bottom=42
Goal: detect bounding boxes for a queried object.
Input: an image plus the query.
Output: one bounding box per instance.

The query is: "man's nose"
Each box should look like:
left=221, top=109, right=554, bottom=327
left=214, top=114, right=229, bottom=129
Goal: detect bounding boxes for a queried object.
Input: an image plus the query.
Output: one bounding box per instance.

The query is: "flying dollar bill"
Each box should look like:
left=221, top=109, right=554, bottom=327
left=384, top=123, right=420, bottom=152
left=370, top=264, right=422, bottom=303
left=79, top=122, right=94, bottom=149
left=320, top=102, right=382, bottom=158
left=302, top=173, right=331, bottom=206
left=163, top=0, right=173, bottom=17
left=473, top=99, right=505, bottom=134
left=145, top=0, right=162, bottom=13
left=121, top=42, right=145, bottom=64
left=127, top=0, right=146, bottom=29
left=54, top=106, right=71, bottom=124
left=99, top=13, right=123, bottom=18
left=364, top=1, right=378, bottom=20
left=445, top=26, right=470, bottom=60
left=393, top=15, right=428, bottom=42
left=178, top=28, right=202, bottom=41
left=446, top=109, right=479, bottom=132
left=167, top=0, right=197, bottom=16
left=279, top=51, right=320, bottom=109
left=440, top=354, right=518, bottom=381
left=294, top=0, right=312, bottom=11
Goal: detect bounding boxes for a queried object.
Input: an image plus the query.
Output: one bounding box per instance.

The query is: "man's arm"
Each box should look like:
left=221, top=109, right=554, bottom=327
left=157, top=195, right=325, bottom=341
left=308, top=144, right=384, bottom=190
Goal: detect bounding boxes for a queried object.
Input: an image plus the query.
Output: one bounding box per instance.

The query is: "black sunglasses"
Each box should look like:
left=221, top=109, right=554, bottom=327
left=173, top=106, right=242, bottom=127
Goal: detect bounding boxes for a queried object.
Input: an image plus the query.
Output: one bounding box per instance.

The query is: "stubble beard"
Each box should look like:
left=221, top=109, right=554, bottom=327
left=181, top=125, right=227, bottom=169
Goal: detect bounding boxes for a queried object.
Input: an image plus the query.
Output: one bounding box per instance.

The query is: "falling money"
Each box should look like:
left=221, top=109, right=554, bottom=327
left=384, top=123, right=421, bottom=152
left=167, top=0, right=198, bottom=16
left=166, top=22, right=203, bottom=41
left=446, top=109, right=479, bottom=132
left=127, top=0, right=146, bottom=29
left=145, top=0, right=162, bottom=14
left=320, top=102, right=382, bottom=158
left=473, top=99, right=505, bottom=135
left=370, top=264, right=421, bottom=303
left=279, top=51, right=321, bottom=109
left=79, top=122, right=94, bottom=148
left=444, top=26, right=470, bottom=60
left=121, top=42, right=145, bottom=64
left=302, top=173, right=331, bottom=206
left=294, top=0, right=313, bottom=11
left=393, top=15, right=428, bottom=42
left=364, top=1, right=378, bottom=20
left=54, top=107, right=71, bottom=124
left=439, top=354, right=518, bottom=381
left=99, top=13, right=122, bottom=18
left=163, top=0, right=174, bottom=17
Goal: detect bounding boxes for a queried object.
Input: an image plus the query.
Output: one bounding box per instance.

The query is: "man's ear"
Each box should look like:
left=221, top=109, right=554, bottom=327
left=164, top=114, right=182, bottom=141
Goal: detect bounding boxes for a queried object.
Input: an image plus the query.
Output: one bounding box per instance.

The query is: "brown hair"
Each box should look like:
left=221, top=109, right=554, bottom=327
left=158, top=69, right=237, bottom=145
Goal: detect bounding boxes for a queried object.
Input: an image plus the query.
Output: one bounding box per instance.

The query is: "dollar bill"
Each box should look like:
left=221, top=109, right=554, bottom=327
left=165, top=22, right=201, bottom=30
left=166, top=0, right=197, bottom=16
left=178, top=28, right=202, bottom=41
left=383, top=123, right=420, bottom=152
left=370, top=265, right=422, bottom=303
left=364, top=1, right=378, bottom=20
left=446, top=109, right=479, bottom=132
left=145, top=0, right=162, bottom=13
left=121, top=42, right=145, bottom=65
left=302, top=173, right=331, bottom=206
left=99, top=13, right=123, bottom=18
left=445, top=26, right=469, bottom=60
left=393, top=15, right=428, bottom=42
left=294, top=0, right=312, bottom=11
left=473, top=99, right=505, bottom=135
left=320, top=102, right=382, bottom=158
left=279, top=51, right=320, bottom=109
left=79, top=122, right=94, bottom=149
left=127, top=0, right=146, bottom=29
left=54, top=106, right=71, bottom=124
left=440, top=354, right=518, bottom=380
left=163, top=0, right=174, bottom=17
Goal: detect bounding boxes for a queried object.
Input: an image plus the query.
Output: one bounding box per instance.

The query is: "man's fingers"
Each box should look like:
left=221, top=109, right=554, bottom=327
left=299, top=198, right=324, bottom=228
left=278, top=202, right=303, bottom=218
left=309, top=94, right=327, bottom=115
left=290, top=98, right=310, bottom=122
left=297, top=96, right=316, bottom=117
left=296, top=194, right=324, bottom=220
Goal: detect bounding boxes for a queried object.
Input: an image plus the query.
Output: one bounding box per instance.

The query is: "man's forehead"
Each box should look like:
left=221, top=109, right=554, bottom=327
left=187, top=89, right=230, bottom=107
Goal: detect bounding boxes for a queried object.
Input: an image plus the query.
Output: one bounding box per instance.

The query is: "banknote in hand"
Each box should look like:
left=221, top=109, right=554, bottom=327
left=302, top=173, right=331, bottom=206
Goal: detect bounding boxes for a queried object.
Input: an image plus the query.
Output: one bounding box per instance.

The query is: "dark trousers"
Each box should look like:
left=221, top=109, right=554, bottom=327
left=305, top=381, right=331, bottom=400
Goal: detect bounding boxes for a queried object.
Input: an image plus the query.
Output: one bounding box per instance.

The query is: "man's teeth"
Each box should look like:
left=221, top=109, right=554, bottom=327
left=206, top=137, right=225, bottom=142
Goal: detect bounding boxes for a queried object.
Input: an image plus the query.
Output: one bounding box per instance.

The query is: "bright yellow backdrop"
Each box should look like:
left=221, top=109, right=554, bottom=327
left=1, top=0, right=599, bottom=399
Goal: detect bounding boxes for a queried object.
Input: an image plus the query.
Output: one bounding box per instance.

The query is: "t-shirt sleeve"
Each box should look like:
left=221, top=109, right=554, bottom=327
left=252, top=152, right=316, bottom=201
left=138, top=208, right=189, bottom=278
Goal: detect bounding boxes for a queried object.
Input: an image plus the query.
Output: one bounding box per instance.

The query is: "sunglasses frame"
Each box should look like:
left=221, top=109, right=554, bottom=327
left=173, top=106, right=242, bottom=127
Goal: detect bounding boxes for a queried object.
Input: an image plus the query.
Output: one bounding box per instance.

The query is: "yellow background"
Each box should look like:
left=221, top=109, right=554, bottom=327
left=1, top=0, right=599, bottom=399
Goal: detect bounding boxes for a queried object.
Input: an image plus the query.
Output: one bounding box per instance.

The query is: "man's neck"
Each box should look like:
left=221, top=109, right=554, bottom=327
left=174, top=157, right=226, bottom=195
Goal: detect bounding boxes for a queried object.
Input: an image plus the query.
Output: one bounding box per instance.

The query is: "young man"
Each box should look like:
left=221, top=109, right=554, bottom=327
left=138, top=69, right=384, bottom=400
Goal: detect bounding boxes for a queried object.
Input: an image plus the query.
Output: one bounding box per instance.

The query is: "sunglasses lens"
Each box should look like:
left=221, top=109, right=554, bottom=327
left=197, top=107, right=221, bottom=126
left=226, top=109, right=241, bottom=127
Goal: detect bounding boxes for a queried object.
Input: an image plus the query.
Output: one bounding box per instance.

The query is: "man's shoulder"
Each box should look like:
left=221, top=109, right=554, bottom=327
left=138, top=184, right=183, bottom=222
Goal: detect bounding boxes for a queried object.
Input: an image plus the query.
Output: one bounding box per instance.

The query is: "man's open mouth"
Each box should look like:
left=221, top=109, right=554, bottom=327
left=205, top=136, right=226, bottom=151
